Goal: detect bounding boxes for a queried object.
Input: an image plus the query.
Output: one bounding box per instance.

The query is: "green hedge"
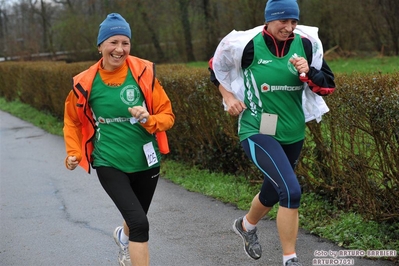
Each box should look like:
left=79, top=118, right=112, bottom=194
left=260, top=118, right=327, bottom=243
left=300, top=73, right=399, bottom=222
left=0, top=61, right=398, bottom=223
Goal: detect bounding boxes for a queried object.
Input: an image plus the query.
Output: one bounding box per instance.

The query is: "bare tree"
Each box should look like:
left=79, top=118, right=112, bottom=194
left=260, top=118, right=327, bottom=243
left=0, top=3, right=6, bottom=58
left=1, top=0, right=397, bottom=62
left=378, top=0, right=399, bottom=55
left=29, top=0, right=54, bottom=54
left=178, top=0, right=195, bottom=62
left=237, top=0, right=266, bottom=29
left=136, top=0, right=165, bottom=62
left=52, top=0, right=74, bottom=12
left=362, top=0, right=389, bottom=55
left=201, top=0, right=218, bottom=60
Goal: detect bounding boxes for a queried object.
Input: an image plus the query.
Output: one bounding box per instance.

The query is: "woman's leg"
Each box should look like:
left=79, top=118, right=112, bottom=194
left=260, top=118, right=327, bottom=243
left=127, top=167, right=160, bottom=266
left=277, top=206, right=299, bottom=255
left=241, top=135, right=303, bottom=257
left=97, top=166, right=160, bottom=266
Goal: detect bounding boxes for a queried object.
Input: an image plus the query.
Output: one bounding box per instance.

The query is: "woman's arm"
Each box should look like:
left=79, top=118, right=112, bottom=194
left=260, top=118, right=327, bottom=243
left=140, top=78, right=175, bottom=133
left=218, top=84, right=247, bottom=116
left=301, top=38, right=336, bottom=96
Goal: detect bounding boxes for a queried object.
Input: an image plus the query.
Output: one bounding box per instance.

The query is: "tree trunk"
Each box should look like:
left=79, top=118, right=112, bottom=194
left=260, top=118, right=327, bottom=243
left=178, top=0, right=195, bottom=62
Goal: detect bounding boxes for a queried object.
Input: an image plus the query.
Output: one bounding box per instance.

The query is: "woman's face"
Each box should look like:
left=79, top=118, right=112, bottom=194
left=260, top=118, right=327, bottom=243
left=98, top=35, right=131, bottom=71
left=266, top=19, right=298, bottom=42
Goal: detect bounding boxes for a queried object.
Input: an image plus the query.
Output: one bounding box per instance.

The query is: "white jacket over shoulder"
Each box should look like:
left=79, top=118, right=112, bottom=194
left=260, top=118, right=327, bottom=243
left=212, top=25, right=329, bottom=123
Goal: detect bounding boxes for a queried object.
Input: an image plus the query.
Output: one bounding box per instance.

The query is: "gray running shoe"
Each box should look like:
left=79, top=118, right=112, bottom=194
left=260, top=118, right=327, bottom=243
left=286, top=257, right=302, bottom=266
left=113, top=226, right=131, bottom=266
left=233, top=217, right=262, bottom=260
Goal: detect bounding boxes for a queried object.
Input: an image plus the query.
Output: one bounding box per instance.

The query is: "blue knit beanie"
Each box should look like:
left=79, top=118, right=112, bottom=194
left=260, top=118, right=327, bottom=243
left=264, top=0, right=300, bottom=23
left=97, top=13, right=131, bottom=46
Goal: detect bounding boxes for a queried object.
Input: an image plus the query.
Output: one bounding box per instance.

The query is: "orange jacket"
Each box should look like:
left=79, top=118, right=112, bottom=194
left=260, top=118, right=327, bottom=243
left=63, top=55, right=175, bottom=173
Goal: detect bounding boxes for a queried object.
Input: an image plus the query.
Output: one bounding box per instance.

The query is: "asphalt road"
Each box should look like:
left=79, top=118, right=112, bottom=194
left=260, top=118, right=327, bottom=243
left=0, top=110, right=397, bottom=266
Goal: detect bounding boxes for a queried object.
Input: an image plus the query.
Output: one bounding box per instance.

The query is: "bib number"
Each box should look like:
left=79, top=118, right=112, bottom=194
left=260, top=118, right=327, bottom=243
left=259, top=113, right=278, bottom=136
left=143, top=142, right=158, bottom=167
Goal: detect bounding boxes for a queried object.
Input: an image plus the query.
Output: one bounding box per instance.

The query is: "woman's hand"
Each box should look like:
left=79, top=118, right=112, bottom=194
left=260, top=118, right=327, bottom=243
left=128, top=106, right=149, bottom=122
left=225, top=97, right=246, bottom=116
left=289, top=56, right=309, bottom=76
left=218, top=84, right=246, bottom=116
left=66, top=156, right=78, bottom=170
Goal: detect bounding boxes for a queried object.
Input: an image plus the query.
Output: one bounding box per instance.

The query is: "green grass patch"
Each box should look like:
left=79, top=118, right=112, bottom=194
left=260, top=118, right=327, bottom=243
left=160, top=159, right=259, bottom=210
left=0, top=98, right=63, bottom=136
left=327, top=56, right=399, bottom=74
left=311, top=211, right=399, bottom=251
left=186, top=61, right=209, bottom=68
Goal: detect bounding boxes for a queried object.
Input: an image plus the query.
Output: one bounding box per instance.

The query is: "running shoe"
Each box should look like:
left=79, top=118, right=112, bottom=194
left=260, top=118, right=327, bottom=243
left=286, top=257, right=302, bottom=266
left=233, top=216, right=262, bottom=260
left=113, top=226, right=131, bottom=266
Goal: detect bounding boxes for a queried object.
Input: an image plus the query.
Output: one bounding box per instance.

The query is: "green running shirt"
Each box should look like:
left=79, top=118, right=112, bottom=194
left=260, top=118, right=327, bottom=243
left=89, top=70, right=160, bottom=173
left=238, top=33, right=306, bottom=144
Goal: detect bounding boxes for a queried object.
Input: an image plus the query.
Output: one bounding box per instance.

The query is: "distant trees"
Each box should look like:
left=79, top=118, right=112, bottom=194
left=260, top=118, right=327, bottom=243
left=376, top=0, right=399, bottom=55
left=0, top=0, right=398, bottom=63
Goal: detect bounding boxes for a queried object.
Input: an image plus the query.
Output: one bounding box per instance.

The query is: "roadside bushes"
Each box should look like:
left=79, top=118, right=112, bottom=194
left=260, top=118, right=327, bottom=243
left=0, top=61, right=398, bottom=223
left=0, top=61, right=91, bottom=119
left=299, top=72, right=399, bottom=222
left=156, top=64, right=255, bottom=176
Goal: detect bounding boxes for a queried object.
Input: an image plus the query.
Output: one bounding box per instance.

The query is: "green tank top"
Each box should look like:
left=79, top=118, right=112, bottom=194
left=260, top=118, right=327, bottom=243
left=239, top=33, right=306, bottom=144
left=89, top=70, right=160, bottom=173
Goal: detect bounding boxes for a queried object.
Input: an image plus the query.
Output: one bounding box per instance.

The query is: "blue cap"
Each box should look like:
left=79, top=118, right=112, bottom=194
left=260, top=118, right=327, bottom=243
left=264, top=0, right=300, bottom=23
left=97, top=13, right=131, bottom=46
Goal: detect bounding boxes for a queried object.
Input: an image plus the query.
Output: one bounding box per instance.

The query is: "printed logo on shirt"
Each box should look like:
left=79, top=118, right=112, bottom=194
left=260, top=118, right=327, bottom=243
left=312, top=41, right=319, bottom=55
left=258, top=59, right=273, bottom=65
left=287, top=59, right=299, bottom=76
left=260, top=82, right=302, bottom=93
left=261, top=83, right=270, bottom=92
left=97, top=116, right=130, bottom=124
left=120, top=84, right=140, bottom=105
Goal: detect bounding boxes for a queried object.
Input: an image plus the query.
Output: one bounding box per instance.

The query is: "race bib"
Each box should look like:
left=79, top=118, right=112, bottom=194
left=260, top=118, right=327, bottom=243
left=259, top=113, right=278, bottom=136
left=143, top=142, right=158, bottom=167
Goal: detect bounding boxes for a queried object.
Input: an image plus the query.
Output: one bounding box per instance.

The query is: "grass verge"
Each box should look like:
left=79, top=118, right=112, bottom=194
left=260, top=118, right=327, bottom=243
left=1, top=97, right=398, bottom=263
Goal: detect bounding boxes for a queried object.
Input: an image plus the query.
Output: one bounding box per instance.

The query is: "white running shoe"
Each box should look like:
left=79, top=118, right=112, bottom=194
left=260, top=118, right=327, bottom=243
left=113, top=226, right=131, bottom=266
